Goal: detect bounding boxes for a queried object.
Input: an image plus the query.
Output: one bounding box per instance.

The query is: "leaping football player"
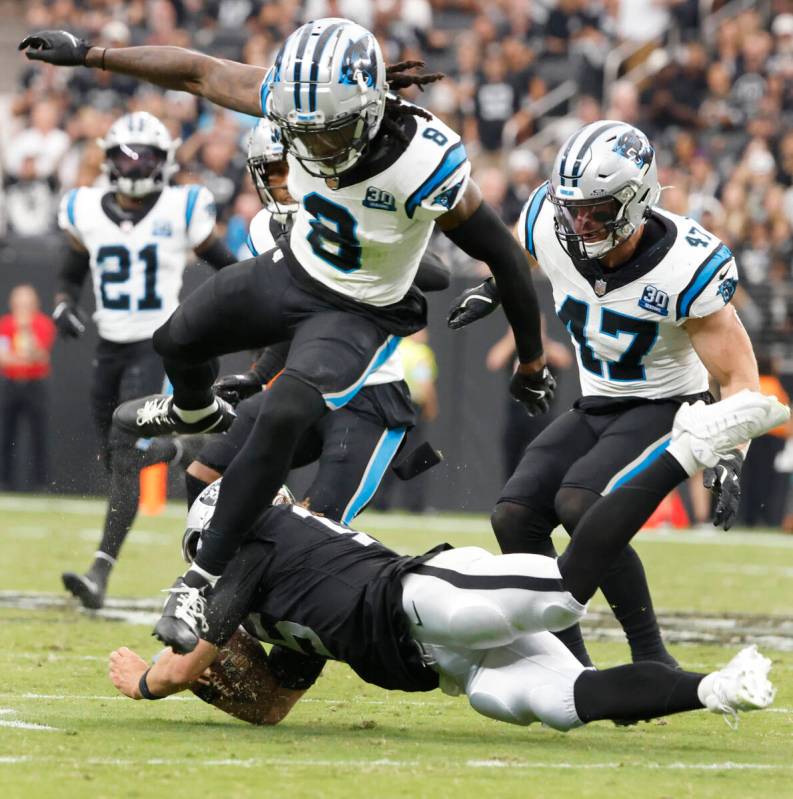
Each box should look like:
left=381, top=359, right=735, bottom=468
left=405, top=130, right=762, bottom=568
left=448, top=121, right=761, bottom=668
left=55, top=111, right=236, bottom=609
left=110, top=390, right=787, bottom=731
left=21, top=20, right=554, bottom=651
left=186, top=117, right=448, bottom=521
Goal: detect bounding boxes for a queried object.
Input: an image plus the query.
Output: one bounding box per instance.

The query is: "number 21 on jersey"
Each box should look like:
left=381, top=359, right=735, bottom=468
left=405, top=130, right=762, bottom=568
left=558, top=296, right=658, bottom=382
left=96, top=244, right=161, bottom=311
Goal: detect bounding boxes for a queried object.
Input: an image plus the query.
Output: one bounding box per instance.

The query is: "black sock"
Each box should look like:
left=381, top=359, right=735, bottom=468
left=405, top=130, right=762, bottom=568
left=600, top=545, right=677, bottom=666
left=195, top=376, right=325, bottom=575
left=163, top=355, right=219, bottom=410
left=559, top=452, right=688, bottom=604
left=185, top=472, right=209, bottom=509
left=96, top=447, right=143, bottom=565
left=574, top=663, right=704, bottom=725
left=553, top=624, right=594, bottom=667
left=87, top=554, right=113, bottom=587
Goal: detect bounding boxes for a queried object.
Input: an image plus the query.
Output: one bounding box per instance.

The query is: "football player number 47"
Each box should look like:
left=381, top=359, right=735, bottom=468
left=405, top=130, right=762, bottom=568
left=558, top=297, right=658, bottom=382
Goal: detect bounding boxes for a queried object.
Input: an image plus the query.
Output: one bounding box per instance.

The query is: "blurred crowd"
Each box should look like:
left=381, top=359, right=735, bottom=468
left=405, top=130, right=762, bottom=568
left=1, top=0, right=793, bottom=521
left=4, top=1, right=793, bottom=368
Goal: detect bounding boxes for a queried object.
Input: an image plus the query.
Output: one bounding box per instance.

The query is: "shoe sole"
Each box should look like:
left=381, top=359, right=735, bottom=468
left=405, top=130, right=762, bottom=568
left=153, top=618, right=199, bottom=655
left=736, top=670, right=775, bottom=711
left=62, top=572, right=104, bottom=610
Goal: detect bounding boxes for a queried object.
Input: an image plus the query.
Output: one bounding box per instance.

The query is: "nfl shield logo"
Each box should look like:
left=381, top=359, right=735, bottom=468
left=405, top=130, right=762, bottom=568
left=595, top=279, right=607, bottom=296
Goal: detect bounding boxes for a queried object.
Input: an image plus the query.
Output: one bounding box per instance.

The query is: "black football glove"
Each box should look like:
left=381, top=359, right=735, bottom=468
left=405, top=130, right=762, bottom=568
left=447, top=277, right=501, bottom=330
left=212, top=371, right=262, bottom=406
left=509, top=365, right=556, bottom=416
left=702, top=449, right=743, bottom=531
left=18, top=30, right=92, bottom=66
left=52, top=300, right=88, bottom=338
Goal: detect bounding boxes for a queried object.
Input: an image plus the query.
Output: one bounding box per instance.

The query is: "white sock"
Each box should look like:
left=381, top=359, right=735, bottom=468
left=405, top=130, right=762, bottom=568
left=187, top=562, right=219, bottom=587
left=697, top=672, right=717, bottom=706
left=666, top=433, right=700, bottom=477
left=173, top=400, right=218, bottom=424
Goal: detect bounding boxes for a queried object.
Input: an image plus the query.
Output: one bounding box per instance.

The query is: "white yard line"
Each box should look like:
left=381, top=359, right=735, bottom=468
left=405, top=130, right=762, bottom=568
left=0, top=755, right=788, bottom=771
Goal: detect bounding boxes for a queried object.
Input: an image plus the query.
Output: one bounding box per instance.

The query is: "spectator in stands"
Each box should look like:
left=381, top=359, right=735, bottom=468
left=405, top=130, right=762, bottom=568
left=0, top=285, right=56, bottom=491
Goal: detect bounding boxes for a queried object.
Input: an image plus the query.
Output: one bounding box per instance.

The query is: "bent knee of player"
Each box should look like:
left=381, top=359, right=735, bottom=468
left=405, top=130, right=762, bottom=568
left=554, top=486, right=599, bottom=535
left=490, top=501, right=555, bottom=555
left=447, top=599, right=515, bottom=649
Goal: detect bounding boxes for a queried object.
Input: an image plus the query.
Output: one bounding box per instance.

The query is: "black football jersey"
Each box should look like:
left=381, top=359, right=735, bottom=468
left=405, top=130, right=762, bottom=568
left=202, top=503, right=441, bottom=692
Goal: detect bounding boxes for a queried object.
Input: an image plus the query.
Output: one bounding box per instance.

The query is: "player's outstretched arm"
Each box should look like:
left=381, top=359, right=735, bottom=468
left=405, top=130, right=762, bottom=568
left=438, top=182, right=555, bottom=415
left=19, top=31, right=266, bottom=116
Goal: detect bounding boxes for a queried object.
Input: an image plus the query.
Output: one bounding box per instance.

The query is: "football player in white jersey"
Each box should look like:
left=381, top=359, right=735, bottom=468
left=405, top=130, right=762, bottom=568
left=55, top=111, right=237, bottom=609
left=21, top=21, right=553, bottom=652
left=185, top=117, right=446, bottom=523
left=448, top=121, right=760, bottom=668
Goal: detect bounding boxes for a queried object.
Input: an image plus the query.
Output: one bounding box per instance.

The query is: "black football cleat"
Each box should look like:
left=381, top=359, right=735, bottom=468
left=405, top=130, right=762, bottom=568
left=62, top=571, right=105, bottom=610
left=113, top=394, right=236, bottom=438
left=153, top=575, right=211, bottom=654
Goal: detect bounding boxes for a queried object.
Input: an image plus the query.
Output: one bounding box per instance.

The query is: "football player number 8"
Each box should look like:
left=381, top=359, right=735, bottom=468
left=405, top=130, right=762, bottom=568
left=97, top=244, right=161, bottom=311
left=304, top=192, right=362, bottom=273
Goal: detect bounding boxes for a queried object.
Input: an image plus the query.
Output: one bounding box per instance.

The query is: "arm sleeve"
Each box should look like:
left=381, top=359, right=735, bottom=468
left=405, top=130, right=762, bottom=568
left=57, top=237, right=91, bottom=302
left=202, top=542, right=269, bottom=647
left=185, top=185, right=218, bottom=248
left=250, top=342, right=290, bottom=384
left=195, top=236, right=237, bottom=271
left=413, top=249, right=450, bottom=293
left=675, top=244, right=738, bottom=324
left=444, top=201, right=544, bottom=363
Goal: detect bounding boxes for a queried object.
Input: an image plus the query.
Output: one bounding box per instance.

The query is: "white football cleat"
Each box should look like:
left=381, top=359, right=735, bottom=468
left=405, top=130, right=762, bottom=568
left=669, top=390, right=790, bottom=471
left=698, top=645, right=775, bottom=728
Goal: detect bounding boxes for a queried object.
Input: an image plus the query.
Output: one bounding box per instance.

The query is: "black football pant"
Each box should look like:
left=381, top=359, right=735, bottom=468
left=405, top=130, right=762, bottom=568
left=90, top=338, right=166, bottom=566
left=152, top=254, right=422, bottom=576
left=492, top=400, right=686, bottom=666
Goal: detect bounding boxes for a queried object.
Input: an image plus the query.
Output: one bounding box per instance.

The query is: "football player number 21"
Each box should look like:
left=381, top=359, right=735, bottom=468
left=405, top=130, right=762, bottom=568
left=97, top=244, right=161, bottom=311
left=558, top=297, right=658, bottom=381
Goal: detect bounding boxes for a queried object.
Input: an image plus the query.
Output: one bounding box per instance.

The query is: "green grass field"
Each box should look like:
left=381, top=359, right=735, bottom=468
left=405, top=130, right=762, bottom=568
left=2, top=494, right=793, bottom=799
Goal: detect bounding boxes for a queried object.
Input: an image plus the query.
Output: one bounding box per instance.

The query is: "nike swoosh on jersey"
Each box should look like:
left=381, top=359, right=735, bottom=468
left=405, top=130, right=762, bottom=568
left=718, top=268, right=729, bottom=280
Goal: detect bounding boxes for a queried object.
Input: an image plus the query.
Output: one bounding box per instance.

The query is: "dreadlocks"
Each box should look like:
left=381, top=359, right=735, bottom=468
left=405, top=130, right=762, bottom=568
left=381, top=61, right=445, bottom=144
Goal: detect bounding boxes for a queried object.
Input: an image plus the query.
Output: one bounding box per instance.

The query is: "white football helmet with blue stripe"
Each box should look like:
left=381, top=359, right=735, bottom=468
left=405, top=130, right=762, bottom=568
left=99, top=111, right=178, bottom=198
left=264, top=18, right=387, bottom=177
left=548, top=121, right=660, bottom=260
left=246, top=118, right=298, bottom=217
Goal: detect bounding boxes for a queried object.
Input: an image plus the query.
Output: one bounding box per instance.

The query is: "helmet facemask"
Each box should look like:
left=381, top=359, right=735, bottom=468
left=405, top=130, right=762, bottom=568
left=549, top=186, right=638, bottom=260
left=247, top=154, right=298, bottom=218
left=105, top=143, right=168, bottom=198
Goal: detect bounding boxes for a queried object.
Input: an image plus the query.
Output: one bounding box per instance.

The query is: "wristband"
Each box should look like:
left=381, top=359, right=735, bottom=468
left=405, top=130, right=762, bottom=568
left=138, top=668, right=163, bottom=700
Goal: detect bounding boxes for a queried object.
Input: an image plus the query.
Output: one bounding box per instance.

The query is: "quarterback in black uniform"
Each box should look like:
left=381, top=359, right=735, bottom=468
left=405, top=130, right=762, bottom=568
left=108, top=389, right=785, bottom=730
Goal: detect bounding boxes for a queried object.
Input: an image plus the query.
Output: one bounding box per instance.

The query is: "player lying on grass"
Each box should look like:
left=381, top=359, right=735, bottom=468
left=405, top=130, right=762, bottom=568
left=109, top=390, right=786, bottom=731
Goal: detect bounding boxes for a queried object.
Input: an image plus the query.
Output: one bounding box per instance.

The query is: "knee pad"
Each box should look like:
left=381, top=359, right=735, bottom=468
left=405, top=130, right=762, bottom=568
left=491, top=501, right=556, bottom=556
left=526, top=680, right=584, bottom=732
left=554, top=486, right=600, bottom=535
left=264, top=375, right=325, bottom=430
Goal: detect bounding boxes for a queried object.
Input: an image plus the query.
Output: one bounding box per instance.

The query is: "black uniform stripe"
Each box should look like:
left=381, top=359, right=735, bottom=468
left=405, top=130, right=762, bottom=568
left=557, top=129, right=580, bottom=187
left=308, top=22, right=344, bottom=112
left=569, top=121, right=623, bottom=180
left=292, top=24, right=314, bottom=110
left=411, top=564, right=564, bottom=592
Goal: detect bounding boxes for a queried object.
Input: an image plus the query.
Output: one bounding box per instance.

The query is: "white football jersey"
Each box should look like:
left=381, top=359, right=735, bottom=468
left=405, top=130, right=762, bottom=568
left=517, top=182, right=739, bottom=398
left=58, top=184, right=216, bottom=343
left=283, top=109, right=470, bottom=306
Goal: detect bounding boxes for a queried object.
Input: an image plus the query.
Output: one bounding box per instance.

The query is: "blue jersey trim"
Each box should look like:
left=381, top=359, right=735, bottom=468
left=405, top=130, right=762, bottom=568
left=341, top=426, right=407, bottom=524
left=609, top=437, right=670, bottom=493
left=323, top=336, right=401, bottom=410
left=246, top=232, right=258, bottom=257
left=185, top=185, right=201, bottom=229
left=66, top=188, right=79, bottom=227
left=523, top=182, right=548, bottom=259
left=405, top=141, right=468, bottom=219
left=676, top=244, right=733, bottom=319
left=259, top=77, right=270, bottom=116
